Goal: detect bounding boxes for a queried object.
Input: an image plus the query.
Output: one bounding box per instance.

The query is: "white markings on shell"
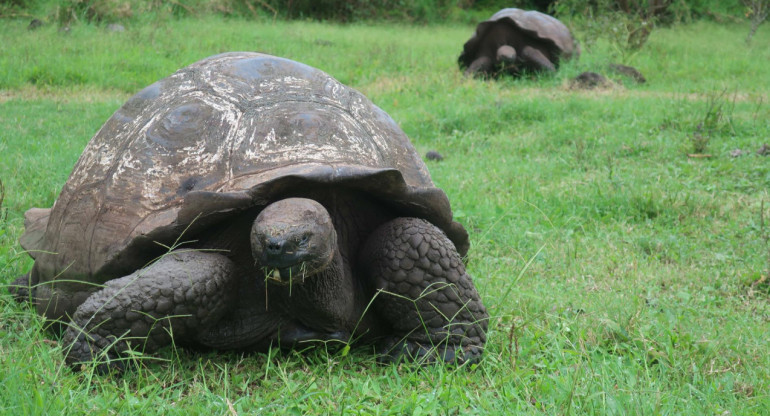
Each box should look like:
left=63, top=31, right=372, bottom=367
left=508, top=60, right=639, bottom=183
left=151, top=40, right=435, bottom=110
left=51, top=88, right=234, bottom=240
left=232, top=101, right=386, bottom=170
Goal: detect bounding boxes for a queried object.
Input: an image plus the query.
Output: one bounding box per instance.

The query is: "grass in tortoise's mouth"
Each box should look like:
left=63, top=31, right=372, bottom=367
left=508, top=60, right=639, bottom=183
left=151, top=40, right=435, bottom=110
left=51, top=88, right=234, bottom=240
left=260, top=246, right=336, bottom=286
left=264, top=264, right=308, bottom=285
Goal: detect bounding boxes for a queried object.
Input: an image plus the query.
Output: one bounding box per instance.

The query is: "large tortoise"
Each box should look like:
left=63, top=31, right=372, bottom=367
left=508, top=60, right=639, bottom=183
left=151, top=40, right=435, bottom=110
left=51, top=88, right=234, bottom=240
left=10, top=52, right=488, bottom=373
left=459, top=8, right=579, bottom=77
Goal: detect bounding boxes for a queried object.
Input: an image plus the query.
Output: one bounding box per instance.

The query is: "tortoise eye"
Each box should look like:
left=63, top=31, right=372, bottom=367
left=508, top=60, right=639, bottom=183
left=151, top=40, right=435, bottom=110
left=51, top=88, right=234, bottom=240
left=299, top=234, right=311, bottom=245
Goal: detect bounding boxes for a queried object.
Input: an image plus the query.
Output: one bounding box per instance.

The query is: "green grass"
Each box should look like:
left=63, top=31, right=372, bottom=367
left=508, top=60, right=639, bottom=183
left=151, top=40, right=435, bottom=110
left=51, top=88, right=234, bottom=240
left=2, top=15, right=770, bottom=415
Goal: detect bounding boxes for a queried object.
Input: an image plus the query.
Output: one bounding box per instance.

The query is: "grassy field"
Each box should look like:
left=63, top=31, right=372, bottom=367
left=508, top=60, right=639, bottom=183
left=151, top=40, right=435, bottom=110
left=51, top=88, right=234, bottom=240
left=1, top=14, right=770, bottom=415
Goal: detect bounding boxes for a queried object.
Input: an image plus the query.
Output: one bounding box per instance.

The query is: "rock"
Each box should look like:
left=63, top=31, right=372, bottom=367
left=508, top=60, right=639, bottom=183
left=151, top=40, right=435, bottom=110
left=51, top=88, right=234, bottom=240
left=106, top=23, right=126, bottom=33
left=425, top=150, right=444, bottom=161
left=27, top=19, right=43, bottom=31
left=609, top=63, right=646, bottom=83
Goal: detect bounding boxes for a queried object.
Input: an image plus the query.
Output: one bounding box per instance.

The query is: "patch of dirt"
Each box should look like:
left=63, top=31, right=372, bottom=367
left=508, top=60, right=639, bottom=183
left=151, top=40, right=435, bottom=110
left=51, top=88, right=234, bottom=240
left=0, top=86, right=129, bottom=104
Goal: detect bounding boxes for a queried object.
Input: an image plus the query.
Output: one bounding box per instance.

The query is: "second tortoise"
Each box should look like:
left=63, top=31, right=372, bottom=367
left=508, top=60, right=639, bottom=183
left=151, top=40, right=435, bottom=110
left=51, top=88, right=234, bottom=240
left=459, top=8, right=579, bottom=77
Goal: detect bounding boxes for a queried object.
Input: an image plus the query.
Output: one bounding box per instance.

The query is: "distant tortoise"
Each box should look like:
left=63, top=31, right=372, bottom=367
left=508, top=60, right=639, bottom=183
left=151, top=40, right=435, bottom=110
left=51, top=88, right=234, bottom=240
left=10, top=52, right=488, bottom=373
left=459, top=8, right=579, bottom=77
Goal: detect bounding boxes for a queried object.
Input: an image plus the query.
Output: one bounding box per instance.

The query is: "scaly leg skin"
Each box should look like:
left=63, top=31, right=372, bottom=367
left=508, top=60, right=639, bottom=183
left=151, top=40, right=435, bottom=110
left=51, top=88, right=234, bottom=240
left=62, top=251, right=235, bottom=374
left=359, top=218, right=488, bottom=365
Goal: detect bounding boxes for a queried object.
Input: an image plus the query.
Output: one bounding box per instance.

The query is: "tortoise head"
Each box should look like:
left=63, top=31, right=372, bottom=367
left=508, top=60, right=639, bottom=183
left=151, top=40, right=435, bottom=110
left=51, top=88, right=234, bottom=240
left=250, top=198, right=337, bottom=285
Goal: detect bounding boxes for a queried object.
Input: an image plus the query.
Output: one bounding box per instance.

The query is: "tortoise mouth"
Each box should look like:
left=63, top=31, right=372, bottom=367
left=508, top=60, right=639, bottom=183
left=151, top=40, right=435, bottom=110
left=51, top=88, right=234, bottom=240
left=263, top=264, right=310, bottom=285
left=261, top=249, right=334, bottom=286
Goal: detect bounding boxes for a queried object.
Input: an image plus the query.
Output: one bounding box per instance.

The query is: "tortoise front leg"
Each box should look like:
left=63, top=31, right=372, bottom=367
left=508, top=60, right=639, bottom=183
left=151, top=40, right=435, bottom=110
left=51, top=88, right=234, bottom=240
left=520, top=45, right=556, bottom=72
left=62, top=251, right=235, bottom=374
left=359, top=218, right=488, bottom=365
left=464, top=56, right=493, bottom=77
left=8, top=272, right=34, bottom=302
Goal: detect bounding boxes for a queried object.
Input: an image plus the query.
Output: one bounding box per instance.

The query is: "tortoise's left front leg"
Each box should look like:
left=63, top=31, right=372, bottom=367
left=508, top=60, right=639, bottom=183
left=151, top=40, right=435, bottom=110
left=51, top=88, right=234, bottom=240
left=520, top=45, right=556, bottom=72
left=359, top=218, right=488, bottom=365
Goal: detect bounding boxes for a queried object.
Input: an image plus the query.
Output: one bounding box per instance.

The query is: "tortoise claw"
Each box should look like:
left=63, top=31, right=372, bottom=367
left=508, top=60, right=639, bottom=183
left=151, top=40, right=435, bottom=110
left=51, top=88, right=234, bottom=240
left=377, top=337, right=482, bottom=366
left=63, top=328, right=128, bottom=375
left=8, top=273, right=33, bottom=303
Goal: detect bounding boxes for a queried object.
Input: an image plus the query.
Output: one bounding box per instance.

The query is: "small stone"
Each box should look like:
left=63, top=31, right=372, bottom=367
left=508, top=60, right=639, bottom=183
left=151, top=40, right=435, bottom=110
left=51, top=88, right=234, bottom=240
left=106, top=23, right=126, bottom=33
left=27, top=19, right=43, bottom=31
left=609, top=63, right=646, bottom=83
left=425, top=150, right=444, bottom=161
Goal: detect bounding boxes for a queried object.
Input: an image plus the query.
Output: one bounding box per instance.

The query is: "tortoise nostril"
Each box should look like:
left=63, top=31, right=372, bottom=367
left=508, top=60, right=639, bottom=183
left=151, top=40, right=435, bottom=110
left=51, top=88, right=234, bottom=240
left=265, top=237, right=285, bottom=255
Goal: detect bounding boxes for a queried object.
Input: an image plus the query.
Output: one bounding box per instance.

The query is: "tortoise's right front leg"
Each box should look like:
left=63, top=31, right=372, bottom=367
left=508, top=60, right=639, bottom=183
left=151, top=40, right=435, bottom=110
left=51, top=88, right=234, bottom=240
left=8, top=272, right=34, bottom=302
left=62, top=251, right=235, bottom=374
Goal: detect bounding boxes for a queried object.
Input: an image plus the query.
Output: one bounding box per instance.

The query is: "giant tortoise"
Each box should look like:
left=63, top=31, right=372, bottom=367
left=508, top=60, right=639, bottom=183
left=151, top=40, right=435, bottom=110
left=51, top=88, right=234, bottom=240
left=459, top=8, right=579, bottom=77
left=10, top=52, right=488, bottom=373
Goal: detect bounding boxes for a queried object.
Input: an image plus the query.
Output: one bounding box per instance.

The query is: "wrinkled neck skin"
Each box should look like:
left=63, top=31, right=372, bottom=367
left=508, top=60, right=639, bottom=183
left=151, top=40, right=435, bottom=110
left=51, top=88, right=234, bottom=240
left=267, top=249, right=357, bottom=333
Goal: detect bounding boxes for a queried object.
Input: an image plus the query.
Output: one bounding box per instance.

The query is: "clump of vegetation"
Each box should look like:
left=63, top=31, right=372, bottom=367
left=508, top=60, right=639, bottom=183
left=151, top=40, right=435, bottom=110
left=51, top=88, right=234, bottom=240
left=745, top=199, right=770, bottom=297
left=53, top=0, right=195, bottom=26
left=689, top=88, right=735, bottom=155
left=551, top=0, right=672, bottom=61
left=2, top=0, right=752, bottom=25
left=35, top=0, right=482, bottom=25
left=743, top=0, right=769, bottom=43
left=0, top=178, right=5, bottom=224
left=689, top=124, right=710, bottom=154
left=0, top=0, right=40, bottom=18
